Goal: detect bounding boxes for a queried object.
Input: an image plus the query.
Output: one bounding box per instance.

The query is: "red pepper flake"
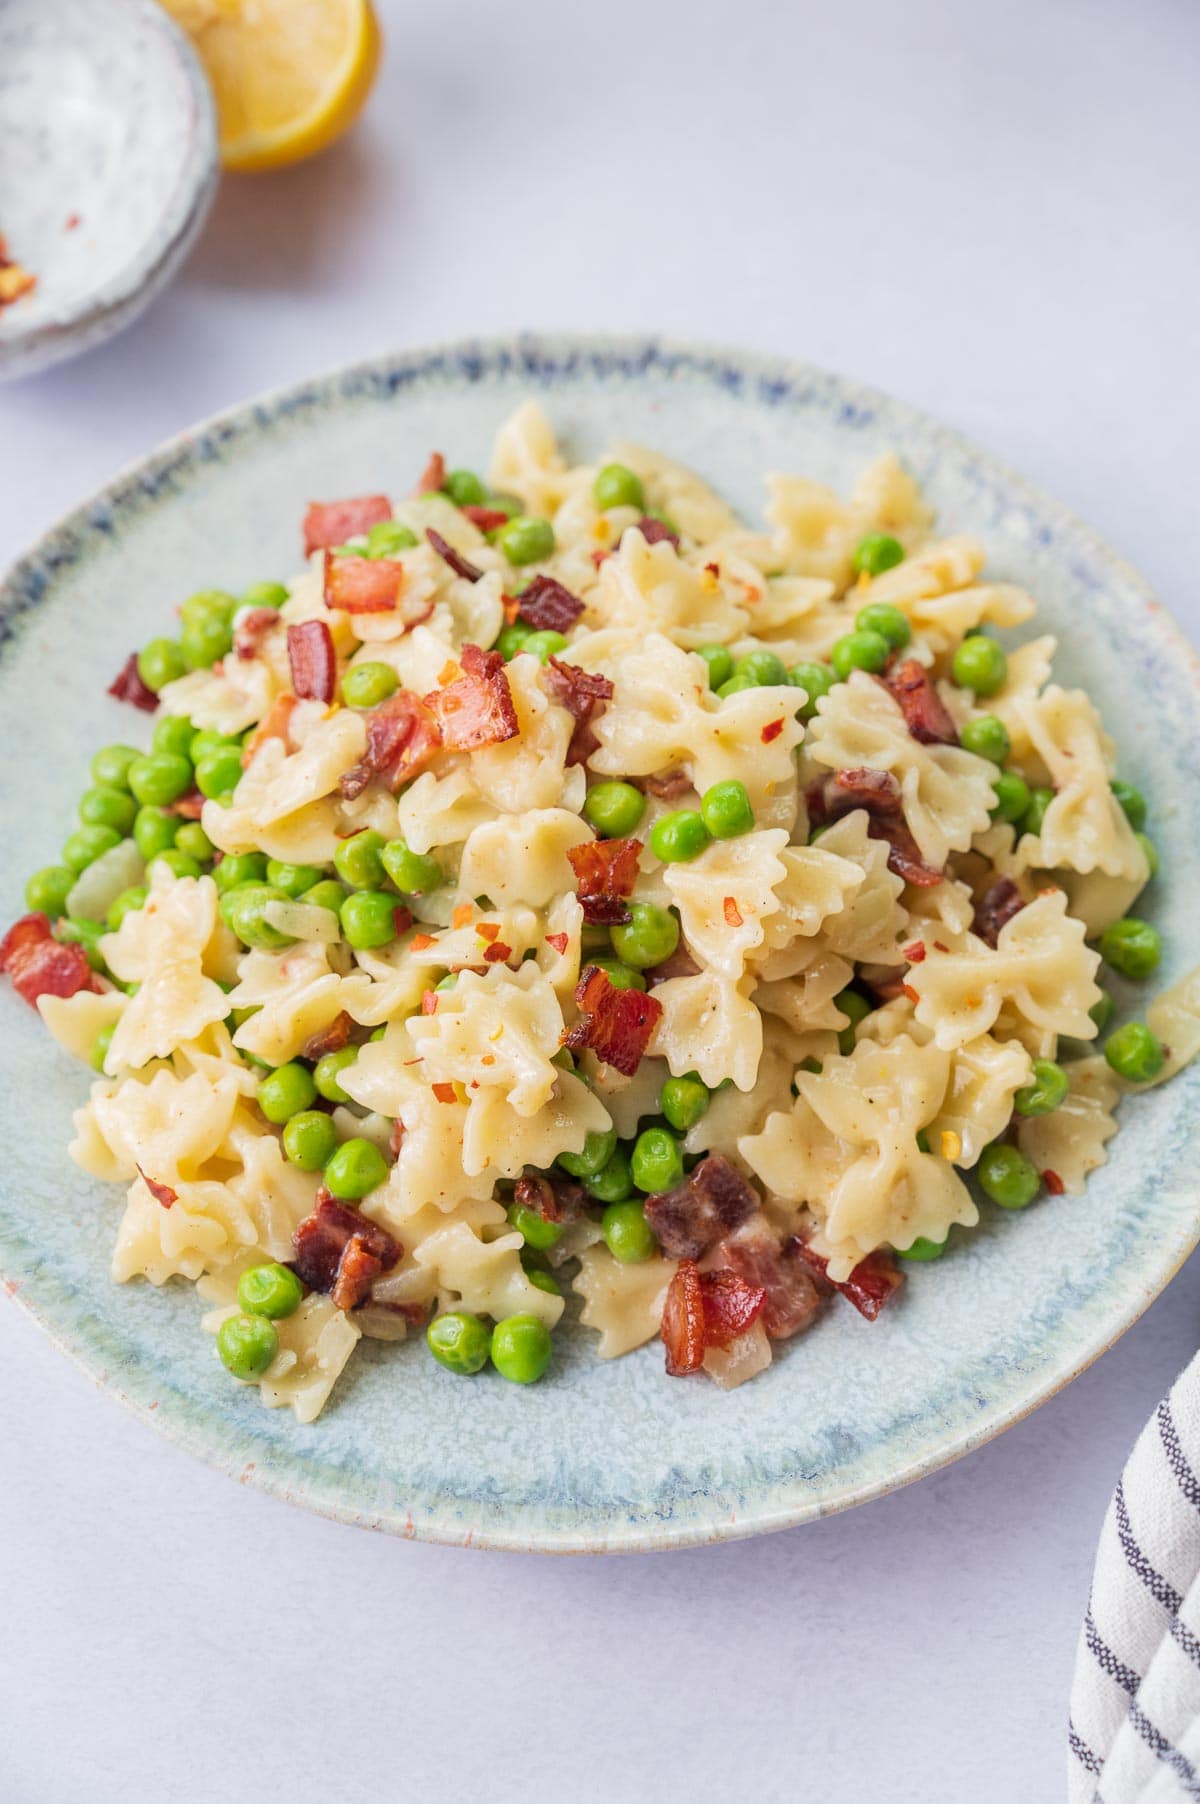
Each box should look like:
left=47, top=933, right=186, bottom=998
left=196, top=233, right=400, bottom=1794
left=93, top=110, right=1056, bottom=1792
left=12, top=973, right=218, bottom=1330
left=723, top=896, right=743, bottom=928
left=106, top=652, right=159, bottom=713
left=761, top=718, right=784, bottom=743
left=901, top=982, right=920, bottom=1004
left=423, top=642, right=518, bottom=750
left=292, top=1191, right=401, bottom=1311
left=446, top=904, right=471, bottom=932
left=903, top=941, right=927, bottom=963
left=65, top=213, right=81, bottom=231
left=339, top=691, right=443, bottom=798
left=476, top=921, right=501, bottom=942
left=933, top=940, right=949, bottom=954
left=0, top=913, right=98, bottom=1007
left=411, top=933, right=437, bottom=951
left=884, top=658, right=959, bottom=746
left=704, top=561, right=720, bottom=577
left=462, top=504, right=510, bottom=533
left=590, top=548, right=612, bottom=570
left=797, top=1244, right=904, bottom=1321
left=1043, top=1169, right=1065, bottom=1196
left=303, top=494, right=392, bottom=558
left=564, top=964, right=662, bottom=1077
left=137, top=1165, right=177, bottom=1210
left=516, top=574, right=585, bottom=634
left=287, top=620, right=337, bottom=703
left=426, top=528, right=483, bottom=584
left=483, top=941, right=512, bottom=963
left=302, top=1012, right=353, bottom=1061
left=323, top=551, right=409, bottom=615
left=415, top=452, right=445, bottom=494
left=545, top=931, right=570, bottom=955
left=565, top=837, right=642, bottom=925
left=480, top=1053, right=495, bottom=1066
left=420, top=991, right=438, bottom=1015
left=431, top=1082, right=457, bottom=1104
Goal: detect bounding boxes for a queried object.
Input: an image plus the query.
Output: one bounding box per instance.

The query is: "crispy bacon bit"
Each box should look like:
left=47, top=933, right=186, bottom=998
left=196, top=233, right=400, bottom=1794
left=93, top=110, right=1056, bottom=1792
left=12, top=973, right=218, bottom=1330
left=885, top=659, right=959, bottom=746
left=543, top=656, right=614, bottom=765
left=426, top=527, right=483, bottom=584
left=644, top=1153, right=759, bottom=1261
left=393, top=904, right=416, bottom=935
left=643, top=768, right=692, bottom=801
left=411, top=933, right=437, bottom=951
left=483, top=941, right=512, bottom=963
left=106, top=652, right=159, bottom=713
left=287, top=620, right=337, bottom=703
left=698, top=1270, right=768, bottom=1350
left=303, top=1012, right=353, bottom=1061
left=136, top=1165, right=177, bottom=1210
left=0, top=913, right=97, bottom=1007
left=420, top=990, right=437, bottom=1015
left=323, top=552, right=406, bottom=615
left=631, top=515, right=680, bottom=549
left=1043, top=1169, right=1065, bottom=1196
left=242, top=693, right=298, bottom=767
left=797, top=1244, right=903, bottom=1321
left=723, top=896, right=743, bottom=928
left=564, top=964, right=662, bottom=1077
left=461, top=504, right=509, bottom=533
left=876, top=821, right=944, bottom=888
left=476, top=920, right=501, bottom=942
left=302, top=495, right=392, bottom=558
left=167, top=790, right=206, bottom=821
left=545, top=931, right=569, bottom=955
left=718, top=1229, right=824, bottom=1339
left=761, top=718, right=785, bottom=744
left=903, top=940, right=927, bottom=963
left=415, top=452, right=445, bottom=494
left=807, top=766, right=902, bottom=825
left=292, top=1191, right=401, bottom=1312
left=0, top=236, right=36, bottom=309
left=339, top=690, right=443, bottom=798
left=431, top=1082, right=457, bottom=1104
left=565, top=837, right=642, bottom=925
left=514, top=1170, right=586, bottom=1224
left=517, top=574, right=585, bottom=634
left=233, top=607, right=280, bottom=659
left=973, top=876, right=1026, bottom=947
left=423, top=642, right=518, bottom=750
left=661, top=1261, right=706, bottom=1375
left=645, top=943, right=701, bottom=986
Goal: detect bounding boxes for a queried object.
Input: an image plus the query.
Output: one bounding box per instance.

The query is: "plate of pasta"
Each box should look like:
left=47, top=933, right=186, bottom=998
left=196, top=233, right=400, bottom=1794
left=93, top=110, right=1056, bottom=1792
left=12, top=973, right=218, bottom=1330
left=3, top=334, right=1200, bottom=1553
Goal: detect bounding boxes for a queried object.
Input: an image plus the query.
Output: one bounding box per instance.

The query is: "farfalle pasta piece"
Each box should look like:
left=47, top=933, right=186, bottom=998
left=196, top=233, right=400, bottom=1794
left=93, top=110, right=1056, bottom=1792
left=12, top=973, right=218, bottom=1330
left=459, top=807, right=592, bottom=909
left=158, top=650, right=281, bottom=737
left=112, top=1171, right=262, bottom=1285
left=989, top=635, right=1057, bottom=761
left=806, top=809, right=909, bottom=967
left=100, top=871, right=229, bottom=1072
left=764, top=454, right=932, bottom=587
left=651, top=965, right=762, bottom=1092
left=395, top=765, right=495, bottom=853
left=200, top=1265, right=361, bottom=1424
left=1014, top=685, right=1149, bottom=883
left=662, top=829, right=791, bottom=979
left=931, top=1034, right=1033, bottom=1166
left=38, top=987, right=126, bottom=1065
left=488, top=399, right=569, bottom=515
left=753, top=946, right=855, bottom=1034
left=469, top=650, right=576, bottom=812
left=1142, top=964, right=1200, bottom=1089
left=859, top=539, right=1034, bottom=653
left=227, top=941, right=369, bottom=1067
left=610, top=440, right=742, bottom=543
left=406, top=961, right=565, bottom=1117
left=413, top=1217, right=564, bottom=1328
left=79, top=1064, right=242, bottom=1185
left=573, top=1243, right=676, bottom=1358
left=461, top=1069, right=611, bottom=1178
left=1016, top=1055, right=1120, bottom=1192
left=594, top=529, right=750, bottom=647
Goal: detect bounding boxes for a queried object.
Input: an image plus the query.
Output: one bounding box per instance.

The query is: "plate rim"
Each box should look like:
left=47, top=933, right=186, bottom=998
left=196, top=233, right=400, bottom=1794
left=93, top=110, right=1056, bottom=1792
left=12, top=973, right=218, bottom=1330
left=4, top=328, right=1199, bottom=1554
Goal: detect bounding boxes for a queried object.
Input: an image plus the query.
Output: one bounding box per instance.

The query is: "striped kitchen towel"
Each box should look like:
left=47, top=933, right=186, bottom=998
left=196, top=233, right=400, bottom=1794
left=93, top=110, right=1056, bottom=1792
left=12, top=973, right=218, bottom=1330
left=1070, top=1354, right=1200, bottom=1801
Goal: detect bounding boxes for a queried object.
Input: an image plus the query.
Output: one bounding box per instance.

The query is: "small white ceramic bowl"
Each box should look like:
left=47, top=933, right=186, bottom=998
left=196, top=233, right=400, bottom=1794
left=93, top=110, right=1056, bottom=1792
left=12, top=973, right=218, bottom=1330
left=0, top=0, right=218, bottom=381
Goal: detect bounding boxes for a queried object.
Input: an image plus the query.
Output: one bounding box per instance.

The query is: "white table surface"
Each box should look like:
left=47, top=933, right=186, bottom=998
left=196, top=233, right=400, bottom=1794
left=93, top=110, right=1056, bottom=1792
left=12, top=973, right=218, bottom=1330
left=3, top=2, right=1199, bottom=1798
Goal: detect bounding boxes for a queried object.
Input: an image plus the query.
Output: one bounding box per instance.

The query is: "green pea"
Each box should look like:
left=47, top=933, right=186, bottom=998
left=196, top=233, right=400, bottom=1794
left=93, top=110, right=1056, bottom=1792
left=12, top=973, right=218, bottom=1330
left=484, top=492, right=523, bottom=521
left=836, top=987, right=872, bottom=1055
left=24, top=865, right=75, bottom=918
left=334, top=829, right=387, bottom=891
left=526, top=1268, right=561, bottom=1296
left=631, top=1126, right=684, bottom=1194
left=852, top=533, right=905, bottom=577
left=899, top=1235, right=948, bottom=1261
left=324, top=1136, right=388, bottom=1199
left=365, top=521, right=418, bottom=557
left=1104, top=1021, right=1164, bottom=1084
left=148, top=847, right=202, bottom=881
left=558, top=1125, right=619, bottom=1179
left=496, top=622, right=533, bottom=660
left=442, top=468, right=486, bottom=507
left=522, top=629, right=568, bottom=663
left=62, top=825, right=122, bottom=874
left=855, top=602, right=911, bottom=650
left=788, top=662, right=836, bottom=722
left=217, top=1313, right=279, bottom=1380
left=435, top=973, right=459, bottom=992
left=650, top=809, right=710, bottom=864
left=611, top=902, right=679, bottom=970
left=106, top=885, right=148, bottom=931
left=960, top=715, right=1011, bottom=765
left=700, top=779, right=754, bottom=840
left=733, top=648, right=788, bottom=687
left=301, top=878, right=350, bottom=915
left=427, top=1311, right=492, bottom=1376
left=76, top=784, right=138, bottom=837
left=498, top=515, right=556, bottom=566
left=1090, top=988, right=1115, bottom=1034
left=223, top=883, right=294, bottom=950
left=1099, top=917, right=1162, bottom=980
left=507, top=1200, right=563, bottom=1251
left=90, top=1022, right=115, bottom=1074
left=583, top=1146, right=635, bottom=1203
left=831, top=629, right=890, bottom=680
left=257, top=1061, right=318, bottom=1124
left=977, top=1142, right=1041, bottom=1209
left=181, top=588, right=238, bottom=631
left=583, top=781, right=646, bottom=839
left=341, top=889, right=401, bottom=950
left=195, top=745, right=243, bottom=801
left=136, top=638, right=186, bottom=693
left=175, top=822, right=215, bottom=864
left=132, top=806, right=178, bottom=863
left=181, top=615, right=234, bottom=670
left=1021, top=787, right=1054, bottom=839
left=716, top=673, right=757, bottom=698
left=990, top=770, right=1031, bottom=824
left=1137, top=833, right=1158, bottom=880
left=342, top=662, right=399, bottom=710
left=661, top=1073, right=710, bottom=1132
left=237, top=1262, right=304, bottom=1319
left=593, top=462, right=645, bottom=511
left=314, top=1044, right=359, bottom=1103
left=150, top=715, right=194, bottom=758
left=696, top=644, right=734, bottom=690
left=91, top=743, right=140, bottom=790
left=282, top=1110, right=339, bottom=1171
left=586, top=955, right=647, bottom=992
left=189, top=727, right=238, bottom=765
left=951, top=634, right=1008, bottom=696
left=128, top=752, right=193, bottom=808
left=1013, top=1058, right=1069, bottom=1117
left=1111, top=779, right=1147, bottom=831
left=490, top=1313, right=553, bottom=1384
left=266, top=859, right=324, bottom=900
left=54, top=917, right=107, bottom=972
left=602, top=1199, right=657, bottom=1263
left=214, top=850, right=268, bottom=893
left=241, top=580, right=290, bottom=609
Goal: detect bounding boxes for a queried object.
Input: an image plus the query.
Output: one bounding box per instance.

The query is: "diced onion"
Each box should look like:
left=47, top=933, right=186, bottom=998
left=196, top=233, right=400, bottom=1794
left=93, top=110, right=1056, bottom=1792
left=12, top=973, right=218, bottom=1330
left=67, top=839, right=145, bottom=923
left=262, top=899, right=339, bottom=943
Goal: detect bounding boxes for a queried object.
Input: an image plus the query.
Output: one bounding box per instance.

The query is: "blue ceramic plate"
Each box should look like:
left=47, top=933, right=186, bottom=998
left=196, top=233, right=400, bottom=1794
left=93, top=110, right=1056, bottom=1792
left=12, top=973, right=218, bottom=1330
left=3, top=335, right=1199, bottom=1553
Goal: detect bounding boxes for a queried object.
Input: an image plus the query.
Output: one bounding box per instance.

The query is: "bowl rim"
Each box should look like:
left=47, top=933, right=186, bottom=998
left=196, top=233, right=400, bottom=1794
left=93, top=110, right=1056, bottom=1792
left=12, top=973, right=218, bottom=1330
left=3, top=328, right=1200, bottom=1553
left=0, top=0, right=219, bottom=380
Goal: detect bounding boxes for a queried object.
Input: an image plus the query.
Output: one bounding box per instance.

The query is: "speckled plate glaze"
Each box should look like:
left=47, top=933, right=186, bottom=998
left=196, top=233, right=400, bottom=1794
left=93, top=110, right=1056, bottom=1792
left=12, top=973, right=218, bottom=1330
left=3, top=334, right=1199, bottom=1553
left=0, top=0, right=217, bottom=382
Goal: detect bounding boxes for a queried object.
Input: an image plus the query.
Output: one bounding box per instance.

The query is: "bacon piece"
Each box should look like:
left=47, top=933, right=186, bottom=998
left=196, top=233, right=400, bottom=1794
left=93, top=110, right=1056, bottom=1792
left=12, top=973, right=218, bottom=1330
left=302, top=1012, right=353, bottom=1061
left=415, top=452, right=445, bottom=495
left=303, top=495, right=392, bottom=558
left=324, top=552, right=408, bottom=616
left=137, top=1166, right=177, bottom=1210
left=242, top=693, right=298, bottom=767
left=874, top=820, right=943, bottom=888
left=423, top=643, right=518, bottom=750
left=630, top=515, right=680, bottom=549
left=643, top=1153, right=759, bottom=1261
left=807, top=766, right=902, bottom=825
left=233, top=607, right=280, bottom=659
left=1043, top=1169, right=1065, bottom=1196
left=645, top=943, right=700, bottom=986
left=339, top=690, right=443, bottom=798
left=717, top=1228, right=825, bottom=1339
left=0, top=913, right=97, bottom=1007
left=167, top=790, right=206, bottom=821
left=884, top=659, right=959, bottom=746
left=698, top=1270, right=767, bottom=1349
left=565, top=836, right=642, bottom=925
left=291, top=1191, right=400, bottom=1311
left=462, top=505, right=510, bottom=533
left=426, top=528, right=483, bottom=584
left=972, top=876, right=1026, bottom=947
left=513, top=1170, right=586, bottom=1224
left=642, top=767, right=691, bottom=801
left=543, top=655, right=614, bottom=765
left=287, top=620, right=337, bottom=703
left=796, top=1244, right=903, bottom=1321
left=564, top=964, right=662, bottom=1077
left=661, top=1260, right=706, bottom=1375
left=106, top=652, right=159, bottom=713
left=517, top=574, right=585, bottom=634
